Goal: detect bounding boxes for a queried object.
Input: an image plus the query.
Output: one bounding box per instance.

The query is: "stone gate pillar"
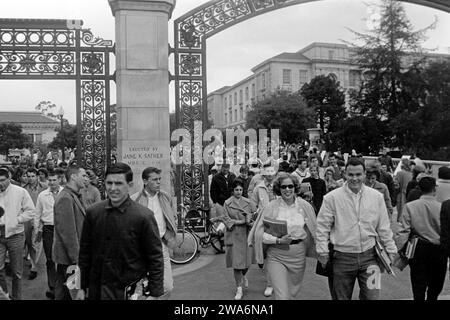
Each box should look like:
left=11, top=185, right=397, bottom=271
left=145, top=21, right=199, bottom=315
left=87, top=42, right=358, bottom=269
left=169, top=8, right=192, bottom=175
left=109, top=0, right=176, bottom=194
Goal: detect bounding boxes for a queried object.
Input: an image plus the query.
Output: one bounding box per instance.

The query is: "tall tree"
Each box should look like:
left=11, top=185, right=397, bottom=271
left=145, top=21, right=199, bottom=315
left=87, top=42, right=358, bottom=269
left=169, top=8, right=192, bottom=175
left=345, top=0, right=436, bottom=150
left=48, top=124, right=77, bottom=150
left=35, top=101, right=61, bottom=121
left=245, top=90, right=315, bottom=143
left=300, top=74, right=346, bottom=149
left=0, top=123, right=32, bottom=155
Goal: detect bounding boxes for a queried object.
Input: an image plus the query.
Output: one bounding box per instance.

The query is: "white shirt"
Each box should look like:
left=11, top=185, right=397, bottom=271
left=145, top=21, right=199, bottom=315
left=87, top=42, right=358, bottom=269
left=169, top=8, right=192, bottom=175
left=147, top=192, right=167, bottom=238
left=34, top=186, right=63, bottom=231
left=263, top=199, right=307, bottom=243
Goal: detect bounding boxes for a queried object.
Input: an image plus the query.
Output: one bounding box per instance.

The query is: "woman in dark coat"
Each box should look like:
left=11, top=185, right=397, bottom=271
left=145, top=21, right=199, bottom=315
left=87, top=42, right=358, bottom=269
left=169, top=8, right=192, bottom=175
left=222, top=179, right=256, bottom=300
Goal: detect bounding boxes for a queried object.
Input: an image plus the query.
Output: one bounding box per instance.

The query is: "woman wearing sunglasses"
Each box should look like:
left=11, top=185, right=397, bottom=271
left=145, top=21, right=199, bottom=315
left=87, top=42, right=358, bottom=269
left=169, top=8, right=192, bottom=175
left=250, top=172, right=317, bottom=300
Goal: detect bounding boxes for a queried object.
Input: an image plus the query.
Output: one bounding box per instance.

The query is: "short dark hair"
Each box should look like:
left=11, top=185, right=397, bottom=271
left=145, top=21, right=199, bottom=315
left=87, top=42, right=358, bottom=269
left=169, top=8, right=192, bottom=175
left=59, top=161, right=68, bottom=168
left=65, top=166, right=81, bottom=182
left=47, top=170, right=58, bottom=178
left=438, top=166, right=450, bottom=180
left=345, top=157, right=366, bottom=171
left=106, top=163, right=133, bottom=183
left=231, top=178, right=245, bottom=190
left=54, top=168, right=65, bottom=177
left=0, top=168, right=10, bottom=178
left=273, top=172, right=300, bottom=196
left=366, top=168, right=380, bottom=180
left=297, top=157, right=308, bottom=166
left=239, top=165, right=249, bottom=173
left=418, top=176, right=436, bottom=194
left=38, top=168, right=48, bottom=178
left=142, top=167, right=161, bottom=181
left=329, top=154, right=336, bottom=159
left=26, top=168, right=38, bottom=175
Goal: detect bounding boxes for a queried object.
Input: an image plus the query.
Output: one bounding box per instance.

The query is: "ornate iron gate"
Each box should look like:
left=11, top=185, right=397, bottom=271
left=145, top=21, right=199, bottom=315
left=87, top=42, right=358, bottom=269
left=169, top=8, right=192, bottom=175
left=172, top=0, right=326, bottom=210
left=0, top=19, right=114, bottom=188
left=172, top=0, right=450, bottom=210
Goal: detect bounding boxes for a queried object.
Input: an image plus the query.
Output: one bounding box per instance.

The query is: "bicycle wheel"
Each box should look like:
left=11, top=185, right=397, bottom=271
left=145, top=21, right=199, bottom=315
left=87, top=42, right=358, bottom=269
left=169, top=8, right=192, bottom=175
left=210, top=235, right=225, bottom=253
left=169, top=229, right=199, bottom=264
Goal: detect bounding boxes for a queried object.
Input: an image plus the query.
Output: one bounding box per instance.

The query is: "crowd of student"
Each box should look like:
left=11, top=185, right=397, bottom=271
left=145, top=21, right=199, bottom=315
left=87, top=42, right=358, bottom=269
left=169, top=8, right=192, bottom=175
left=1, top=149, right=450, bottom=301
left=208, top=151, right=450, bottom=300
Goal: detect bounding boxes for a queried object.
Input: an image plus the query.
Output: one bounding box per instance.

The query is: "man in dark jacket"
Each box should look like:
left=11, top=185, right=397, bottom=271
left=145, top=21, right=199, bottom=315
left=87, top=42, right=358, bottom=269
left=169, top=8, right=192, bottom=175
left=303, top=166, right=327, bottom=214
left=78, top=163, right=163, bottom=300
left=53, top=165, right=87, bottom=300
left=210, top=164, right=236, bottom=206
left=378, top=151, right=394, bottom=173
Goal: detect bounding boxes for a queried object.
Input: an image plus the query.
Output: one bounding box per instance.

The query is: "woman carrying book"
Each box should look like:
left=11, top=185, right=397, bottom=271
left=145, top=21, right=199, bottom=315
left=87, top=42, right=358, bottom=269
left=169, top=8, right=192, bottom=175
left=249, top=172, right=317, bottom=300
left=222, top=179, right=257, bottom=300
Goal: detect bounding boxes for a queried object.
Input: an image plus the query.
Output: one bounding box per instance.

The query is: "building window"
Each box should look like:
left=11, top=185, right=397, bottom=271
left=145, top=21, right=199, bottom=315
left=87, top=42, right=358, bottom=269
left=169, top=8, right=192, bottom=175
left=245, top=87, right=249, bottom=101
left=229, top=108, right=232, bottom=123
left=224, top=97, right=227, bottom=107
left=240, top=106, right=243, bottom=120
left=299, top=70, right=308, bottom=85
left=282, top=69, right=292, bottom=84
left=234, top=110, right=237, bottom=122
left=262, top=73, right=266, bottom=89
left=234, top=92, right=237, bottom=105
left=225, top=112, right=227, bottom=124
left=329, top=50, right=335, bottom=60
left=229, top=95, right=232, bottom=107
left=251, top=84, right=255, bottom=98
left=239, top=90, right=243, bottom=104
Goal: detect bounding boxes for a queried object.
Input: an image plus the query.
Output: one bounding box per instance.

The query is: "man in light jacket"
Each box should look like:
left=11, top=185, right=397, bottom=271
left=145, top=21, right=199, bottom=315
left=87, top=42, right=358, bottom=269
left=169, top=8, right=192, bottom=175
left=395, top=177, right=447, bottom=300
left=0, top=167, right=35, bottom=300
left=316, top=158, right=397, bottom=300
left=131, top=166, right=177, bottom=299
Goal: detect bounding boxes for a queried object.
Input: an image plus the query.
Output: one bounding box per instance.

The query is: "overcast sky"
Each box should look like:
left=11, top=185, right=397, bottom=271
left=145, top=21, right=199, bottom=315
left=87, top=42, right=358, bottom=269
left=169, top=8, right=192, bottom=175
left=0, top=0, right=449, bottom=123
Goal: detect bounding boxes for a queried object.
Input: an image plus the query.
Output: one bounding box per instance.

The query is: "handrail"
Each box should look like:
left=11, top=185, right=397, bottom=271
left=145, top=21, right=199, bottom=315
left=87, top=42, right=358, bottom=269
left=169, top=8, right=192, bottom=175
left=363, top=156, right=450, bottom=177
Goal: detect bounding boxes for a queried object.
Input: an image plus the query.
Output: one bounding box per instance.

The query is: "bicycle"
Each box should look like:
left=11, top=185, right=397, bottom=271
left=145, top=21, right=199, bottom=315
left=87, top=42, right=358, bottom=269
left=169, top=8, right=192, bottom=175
left=169, top=204, right=226, bottom=264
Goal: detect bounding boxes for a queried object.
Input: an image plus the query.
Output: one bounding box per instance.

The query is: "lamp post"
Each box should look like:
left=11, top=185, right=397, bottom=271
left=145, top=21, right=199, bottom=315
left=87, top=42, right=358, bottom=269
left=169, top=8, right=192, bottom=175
left=58, top=106, right=65, bottom=163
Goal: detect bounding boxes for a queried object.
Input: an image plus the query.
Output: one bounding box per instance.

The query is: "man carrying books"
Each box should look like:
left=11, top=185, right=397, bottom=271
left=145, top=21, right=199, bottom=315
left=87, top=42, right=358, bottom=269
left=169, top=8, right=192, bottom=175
left=316, top=158, right=397, bottom=300
left=395, top=176, right=447, bottom=300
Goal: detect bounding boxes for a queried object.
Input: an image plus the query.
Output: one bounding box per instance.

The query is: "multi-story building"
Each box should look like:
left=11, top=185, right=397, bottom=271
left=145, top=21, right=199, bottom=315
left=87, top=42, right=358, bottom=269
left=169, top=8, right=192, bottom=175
left=207, top=42, right=450, bottom=130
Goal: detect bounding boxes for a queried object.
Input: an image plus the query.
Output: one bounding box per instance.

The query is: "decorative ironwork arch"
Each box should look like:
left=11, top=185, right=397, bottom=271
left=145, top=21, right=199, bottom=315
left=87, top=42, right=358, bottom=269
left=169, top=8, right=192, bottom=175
left=0, top=19, right=115, bottom=192
left=173, top=0, right=450, bottom=210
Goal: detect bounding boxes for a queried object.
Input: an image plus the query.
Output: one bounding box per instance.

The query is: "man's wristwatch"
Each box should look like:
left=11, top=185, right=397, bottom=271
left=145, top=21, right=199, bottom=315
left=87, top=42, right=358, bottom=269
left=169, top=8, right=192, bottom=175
left=276, top=238, right=280, bottom=244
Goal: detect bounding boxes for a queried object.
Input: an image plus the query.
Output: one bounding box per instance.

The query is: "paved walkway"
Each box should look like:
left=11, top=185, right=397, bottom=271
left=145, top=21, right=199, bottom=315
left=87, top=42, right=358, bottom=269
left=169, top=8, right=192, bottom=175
left=171, top=249, right=450, bottom=300
left=12, top=210, right=450, bottom=300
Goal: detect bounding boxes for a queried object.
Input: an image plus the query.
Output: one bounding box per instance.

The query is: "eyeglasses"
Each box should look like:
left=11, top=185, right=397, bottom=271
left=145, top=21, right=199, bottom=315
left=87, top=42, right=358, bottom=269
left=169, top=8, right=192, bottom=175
left=280, top=184, right=295, bottom=190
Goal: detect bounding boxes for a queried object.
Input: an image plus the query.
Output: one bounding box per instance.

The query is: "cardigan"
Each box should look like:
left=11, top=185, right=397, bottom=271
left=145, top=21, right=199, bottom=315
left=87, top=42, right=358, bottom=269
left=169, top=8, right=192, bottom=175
left=248, top=197, right=317, bottom=264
